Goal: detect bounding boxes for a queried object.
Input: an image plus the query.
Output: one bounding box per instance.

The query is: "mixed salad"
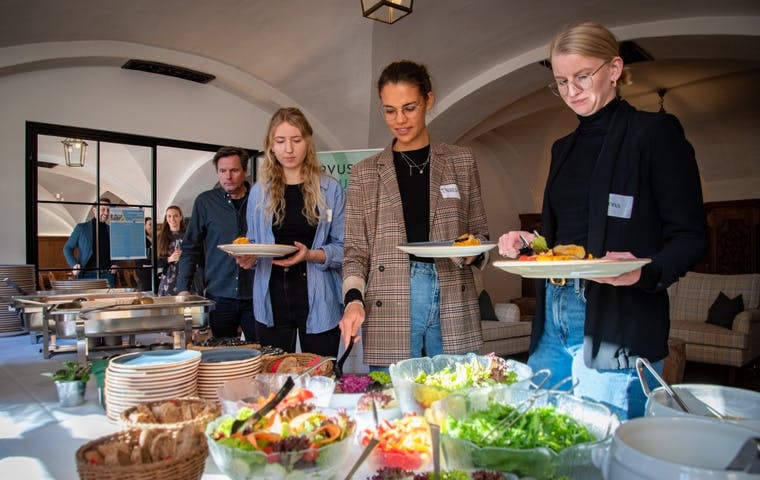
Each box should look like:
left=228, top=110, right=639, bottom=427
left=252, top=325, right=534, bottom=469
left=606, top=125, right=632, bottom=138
left=369, top=467, right=514, bottom=480
left=359, top=413, right=432, bottom=471
left=336, top=371, right=392, bottom=394
left=413, top=354, right=518, bottom=391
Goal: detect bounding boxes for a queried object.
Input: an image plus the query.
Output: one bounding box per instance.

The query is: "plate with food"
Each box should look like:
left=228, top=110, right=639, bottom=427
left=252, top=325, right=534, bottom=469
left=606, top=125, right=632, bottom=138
left=493, top=258, right=651, bottom=279
left=397, top=234, right=497, bottom=258
left=218, top=239, right=299, bottom=257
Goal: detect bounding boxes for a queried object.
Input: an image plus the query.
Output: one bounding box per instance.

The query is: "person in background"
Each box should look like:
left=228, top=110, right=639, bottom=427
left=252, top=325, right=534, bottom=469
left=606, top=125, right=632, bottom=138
left=339, top=60, right=489, bottom=371
left=236, top=108, right=344, bottom=357
left=157, top=206, right=185, bottom=296
left=177, top=147, right=255, bottom=341
left=136, top=216, right=154, bottom=292
left=498, top=21, right=706, bottom=419
left=63, top=197, right=118, bottom=286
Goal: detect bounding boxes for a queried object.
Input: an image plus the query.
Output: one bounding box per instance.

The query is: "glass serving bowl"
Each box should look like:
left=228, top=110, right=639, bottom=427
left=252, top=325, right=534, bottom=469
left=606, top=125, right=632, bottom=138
left=205, top=410, right=354, bottom=480
left=389, top=353, right=533, bottom=415
left=217, top=373, right=335, bottom=414
left=427, top=385, right=620, bottom=480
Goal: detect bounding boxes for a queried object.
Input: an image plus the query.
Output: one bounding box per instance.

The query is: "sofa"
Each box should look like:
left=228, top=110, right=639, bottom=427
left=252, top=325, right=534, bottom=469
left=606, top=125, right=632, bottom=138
left=668, top=272, right=760, bottom=368
left=478, top=300, right=532, bottom=358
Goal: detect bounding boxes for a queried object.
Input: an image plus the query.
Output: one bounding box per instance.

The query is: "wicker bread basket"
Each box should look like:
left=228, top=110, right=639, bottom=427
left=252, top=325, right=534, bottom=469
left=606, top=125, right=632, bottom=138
left=119, top=397, right=220, bottom=433
left=76, top=427, right=207, bottom=480
left=259, top=353, right=333, bottom=376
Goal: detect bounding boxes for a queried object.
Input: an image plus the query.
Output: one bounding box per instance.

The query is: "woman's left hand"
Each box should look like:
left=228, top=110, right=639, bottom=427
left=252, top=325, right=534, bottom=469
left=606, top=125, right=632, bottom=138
left=589, top=251, right=642, bottom=286
left=273, top=241, right=310, bottom=267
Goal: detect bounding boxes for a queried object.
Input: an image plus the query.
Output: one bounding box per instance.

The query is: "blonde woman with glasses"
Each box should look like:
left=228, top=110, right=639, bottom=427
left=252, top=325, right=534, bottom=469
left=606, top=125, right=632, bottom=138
left=340, top=60, right=489, bottom=372
left=498, top=22, right=706, bottom=419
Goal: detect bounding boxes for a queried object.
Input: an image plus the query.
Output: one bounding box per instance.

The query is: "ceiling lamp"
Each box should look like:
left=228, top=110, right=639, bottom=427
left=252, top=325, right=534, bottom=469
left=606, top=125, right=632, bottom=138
left=61, top=138, right=88, bottom=167
left=361, top=0, right=413, bottom=24
left=657, top=88, right=668, bottom=113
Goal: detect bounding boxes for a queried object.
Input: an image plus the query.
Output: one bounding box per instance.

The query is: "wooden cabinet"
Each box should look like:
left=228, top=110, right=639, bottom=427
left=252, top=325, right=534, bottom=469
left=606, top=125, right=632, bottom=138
left=702, top=199, right=760, bottom=275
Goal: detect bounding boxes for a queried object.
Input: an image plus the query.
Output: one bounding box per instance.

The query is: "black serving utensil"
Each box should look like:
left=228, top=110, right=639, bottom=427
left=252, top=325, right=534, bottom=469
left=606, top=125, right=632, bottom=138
left=517, top=234, right=534, bottom=257
left=231, top=376, right=294, bottom=434
left=333, top=335, right=355, bottom=379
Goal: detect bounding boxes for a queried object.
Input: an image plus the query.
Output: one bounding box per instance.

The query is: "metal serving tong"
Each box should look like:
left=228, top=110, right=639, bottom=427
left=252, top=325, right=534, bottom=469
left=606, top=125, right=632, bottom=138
left=333, top=335, right=355, bottom=379
left=343, top=394, right=380, bottom=479
left=231, top=376, right=295, bottom=434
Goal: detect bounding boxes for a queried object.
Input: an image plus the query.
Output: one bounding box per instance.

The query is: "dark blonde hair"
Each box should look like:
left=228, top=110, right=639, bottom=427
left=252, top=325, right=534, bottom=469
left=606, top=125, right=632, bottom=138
left=259, top=107, right=325, bottom=227
left=157, top=205, right=183, bottom=258
left=549, top=21, right=632, bottom=89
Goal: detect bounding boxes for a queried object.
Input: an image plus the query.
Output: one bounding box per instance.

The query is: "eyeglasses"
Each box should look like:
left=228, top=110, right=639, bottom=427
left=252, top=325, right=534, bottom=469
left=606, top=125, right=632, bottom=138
left=380, top=102, right=422, bottom=118
left=548, top=60, right=610, bottom=97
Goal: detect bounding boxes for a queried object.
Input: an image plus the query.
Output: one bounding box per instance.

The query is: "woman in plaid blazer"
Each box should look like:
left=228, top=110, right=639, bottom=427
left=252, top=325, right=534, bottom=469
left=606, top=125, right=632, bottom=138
left=340, top=60, right=489, bottom=368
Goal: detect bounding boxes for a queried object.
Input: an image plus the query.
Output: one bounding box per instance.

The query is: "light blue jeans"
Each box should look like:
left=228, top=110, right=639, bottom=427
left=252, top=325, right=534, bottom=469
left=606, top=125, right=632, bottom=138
left=528, top=279, right=663, bottom=420
left=409, top=261, right=442, bottom=358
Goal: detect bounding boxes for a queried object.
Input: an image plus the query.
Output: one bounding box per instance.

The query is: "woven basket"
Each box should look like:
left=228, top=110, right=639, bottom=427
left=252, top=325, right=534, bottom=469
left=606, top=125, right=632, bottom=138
left=119, top=397, right=220, bottom=433
left=259, top=353, right=333, bottom=376
left=76, top=427, right=207, bottom=480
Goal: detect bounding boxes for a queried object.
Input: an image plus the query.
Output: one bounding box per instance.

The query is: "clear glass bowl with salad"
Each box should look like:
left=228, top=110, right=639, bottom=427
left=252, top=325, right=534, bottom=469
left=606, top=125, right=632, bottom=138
left=427, top=385, right=620, bottom=479
left=389, top=353, right=532, bottom=415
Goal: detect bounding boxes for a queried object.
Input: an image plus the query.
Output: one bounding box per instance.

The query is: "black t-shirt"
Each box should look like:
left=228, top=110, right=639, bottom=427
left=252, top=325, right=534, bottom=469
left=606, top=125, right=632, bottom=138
left=550, top=97, right=620, bottom=247
left=393, top=145, right=433, bottom=263
left=273, top=184, right=317, bottom=252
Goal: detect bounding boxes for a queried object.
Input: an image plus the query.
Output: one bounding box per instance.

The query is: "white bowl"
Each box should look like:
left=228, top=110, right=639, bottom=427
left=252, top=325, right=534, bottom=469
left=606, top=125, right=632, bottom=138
left=646, top=383, right=760, bottom=431
left=598, top=416, right=760, bottom=480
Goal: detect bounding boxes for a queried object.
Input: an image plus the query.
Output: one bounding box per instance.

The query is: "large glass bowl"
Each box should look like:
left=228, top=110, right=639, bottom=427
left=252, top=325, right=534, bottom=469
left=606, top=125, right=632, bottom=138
left=389, top=353, right=533, bottom=415
left=217, top=373, right=334, bottom=414
left=205, top=411, right=354, bottom=479
left=428, top=385, right=620, bottom=480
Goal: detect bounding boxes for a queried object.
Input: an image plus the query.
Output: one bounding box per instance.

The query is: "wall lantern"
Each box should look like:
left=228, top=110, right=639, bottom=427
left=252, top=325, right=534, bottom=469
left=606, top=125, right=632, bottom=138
left=62, top=138, right=88, bottom=167
left=361, top=0, right=413, bottom=24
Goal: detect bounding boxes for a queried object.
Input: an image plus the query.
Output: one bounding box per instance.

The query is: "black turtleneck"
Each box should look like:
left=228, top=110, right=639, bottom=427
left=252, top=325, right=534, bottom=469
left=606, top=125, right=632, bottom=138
left=550, top=97, right=621, bottom=247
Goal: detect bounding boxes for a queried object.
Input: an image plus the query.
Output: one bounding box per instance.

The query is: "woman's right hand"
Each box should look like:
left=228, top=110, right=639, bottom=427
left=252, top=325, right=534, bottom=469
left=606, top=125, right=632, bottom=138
left=168, top=249, right=181, bottom=263
left=498, top=230, right=535, bottom=258
left=339, top=302, right=365, bottom=347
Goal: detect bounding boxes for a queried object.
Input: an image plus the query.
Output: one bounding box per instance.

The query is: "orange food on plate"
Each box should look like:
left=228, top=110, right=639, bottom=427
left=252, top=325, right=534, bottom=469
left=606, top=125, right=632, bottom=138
left=526, top=244, right=593, bottom=261
left=452, top=233, right=481, bottom=246
left=232, top=236, right=250, bottom=244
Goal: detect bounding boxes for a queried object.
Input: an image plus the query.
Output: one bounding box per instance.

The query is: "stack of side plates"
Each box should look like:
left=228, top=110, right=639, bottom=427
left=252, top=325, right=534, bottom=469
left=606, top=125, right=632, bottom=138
left=197, top=348, right=262, bottom=400
left=0, top=264, right=36, bottom=336
left=51, top=278, right=109, bottom=290
left=104, top=349, right=201, bottom=422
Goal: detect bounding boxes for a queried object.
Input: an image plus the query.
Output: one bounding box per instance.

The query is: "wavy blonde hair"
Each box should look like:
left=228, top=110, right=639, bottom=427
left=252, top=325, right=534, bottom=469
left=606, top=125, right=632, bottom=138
left=549, top=21, right=632, bottom=91
left=258, top=107, right=325, bottom=226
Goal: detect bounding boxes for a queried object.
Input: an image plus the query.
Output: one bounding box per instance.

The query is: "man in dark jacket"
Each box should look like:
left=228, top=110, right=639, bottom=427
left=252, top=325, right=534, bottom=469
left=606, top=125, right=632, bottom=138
left=177, top=147, right=255, bottom=340
left=63, top=197, right=118, bottom=286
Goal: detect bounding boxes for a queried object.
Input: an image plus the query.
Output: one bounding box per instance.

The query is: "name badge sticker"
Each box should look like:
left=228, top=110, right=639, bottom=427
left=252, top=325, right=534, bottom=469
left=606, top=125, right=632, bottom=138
left=326, top=209, right=333, bottom=222
left=608, top=193, right=634, bottom=219
left=440, top=184, right=460, bottom=199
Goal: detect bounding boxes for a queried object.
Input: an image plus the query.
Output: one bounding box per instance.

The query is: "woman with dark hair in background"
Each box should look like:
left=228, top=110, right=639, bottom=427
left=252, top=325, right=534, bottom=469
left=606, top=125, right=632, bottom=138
left=157, top=205, right=185, bottom=296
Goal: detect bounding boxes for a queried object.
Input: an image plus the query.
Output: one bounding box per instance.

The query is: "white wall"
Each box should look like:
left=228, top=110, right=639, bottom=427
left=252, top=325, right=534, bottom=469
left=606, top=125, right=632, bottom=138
left=0, top=66, right=272, bottom=264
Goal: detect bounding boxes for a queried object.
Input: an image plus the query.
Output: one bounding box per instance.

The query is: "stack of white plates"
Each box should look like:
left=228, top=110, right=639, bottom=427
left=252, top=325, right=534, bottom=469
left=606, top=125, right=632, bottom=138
left=51, top=278, right=109, bottom=290
left=0, top=264, right=36, bottom=336
left=104, top=349, right=201, bottom=422
left=197, top=348, right=262, bottom=400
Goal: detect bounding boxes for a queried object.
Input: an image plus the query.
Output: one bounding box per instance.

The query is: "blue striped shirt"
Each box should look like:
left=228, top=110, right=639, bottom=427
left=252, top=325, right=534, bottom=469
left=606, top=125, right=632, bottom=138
left=247, top=175, right=345, bottom=334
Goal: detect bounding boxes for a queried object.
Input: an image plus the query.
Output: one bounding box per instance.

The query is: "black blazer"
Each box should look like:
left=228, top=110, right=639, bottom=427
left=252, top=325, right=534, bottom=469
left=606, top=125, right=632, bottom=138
left=533, top=99, right=707, bottom=369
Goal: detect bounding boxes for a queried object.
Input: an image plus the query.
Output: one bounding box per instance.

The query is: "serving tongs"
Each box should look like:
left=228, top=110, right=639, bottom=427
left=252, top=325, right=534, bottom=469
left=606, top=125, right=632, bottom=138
left=333, top=335, right=355, bottom=379
left=231, top=376, right=295, bottom=434
left=725, top=436, right=760, bottom=473
left=343, top=394, right=379, bottom=480
left=636, top=357, right=725, bottom=420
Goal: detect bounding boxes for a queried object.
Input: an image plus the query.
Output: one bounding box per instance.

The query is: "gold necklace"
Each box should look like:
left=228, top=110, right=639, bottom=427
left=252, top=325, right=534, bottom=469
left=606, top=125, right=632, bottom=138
left=398, top=151, right=430, bottom=175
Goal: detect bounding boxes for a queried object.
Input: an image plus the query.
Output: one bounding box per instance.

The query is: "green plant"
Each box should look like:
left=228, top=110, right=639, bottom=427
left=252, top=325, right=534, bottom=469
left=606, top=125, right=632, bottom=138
left=52, top=360, right=91, bottom=383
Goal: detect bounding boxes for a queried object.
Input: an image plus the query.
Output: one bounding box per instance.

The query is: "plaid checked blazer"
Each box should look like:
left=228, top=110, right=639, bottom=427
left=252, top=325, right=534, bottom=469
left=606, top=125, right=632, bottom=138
left=343, top=141, right=489, bottom=365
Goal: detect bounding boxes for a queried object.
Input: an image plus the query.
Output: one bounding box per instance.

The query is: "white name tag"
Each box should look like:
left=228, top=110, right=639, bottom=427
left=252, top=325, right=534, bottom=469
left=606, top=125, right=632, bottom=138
left=440, top=184, right=460, bottom=199
left=608, top=193, right=634, bottom=219
left=326, top=209, right=332, bottom=222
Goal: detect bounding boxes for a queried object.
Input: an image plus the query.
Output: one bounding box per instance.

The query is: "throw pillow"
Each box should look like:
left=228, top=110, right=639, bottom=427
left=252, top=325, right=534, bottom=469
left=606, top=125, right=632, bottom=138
left=705, top=291, right=744, bottom=329
left=478, top=290, right=498, bottom=321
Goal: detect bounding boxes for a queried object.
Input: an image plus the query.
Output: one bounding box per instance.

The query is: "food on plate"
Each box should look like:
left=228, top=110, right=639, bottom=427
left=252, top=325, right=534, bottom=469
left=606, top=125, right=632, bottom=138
left=453, top=233, right=481, bottom=246
left=336, top=371, right=392, bottom=394
left=518, top=242, right=593, bottom=262
left=360, top=413, right=432, bottom=471
left=369, top=466, right=511, bottom=480
left=443, top=402, right=595, bottom=452
left=232, top=236, right=250, bottom=244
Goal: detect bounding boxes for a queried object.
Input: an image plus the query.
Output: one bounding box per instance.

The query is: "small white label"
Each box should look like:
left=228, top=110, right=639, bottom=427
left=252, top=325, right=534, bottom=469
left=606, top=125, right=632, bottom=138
left=326, top=209, right=332, bottom=222
left=608, top=193, right=634, bottom=219
left=440, top=184, right=460, bottom=199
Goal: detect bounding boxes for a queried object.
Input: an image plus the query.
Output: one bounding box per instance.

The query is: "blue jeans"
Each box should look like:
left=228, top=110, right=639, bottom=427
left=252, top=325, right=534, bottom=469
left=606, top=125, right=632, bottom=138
left=205, top=294, right=255, bottom=342
left=528, top=279, right=663, bottom=420
left=409, top=261, right=442, bottom=358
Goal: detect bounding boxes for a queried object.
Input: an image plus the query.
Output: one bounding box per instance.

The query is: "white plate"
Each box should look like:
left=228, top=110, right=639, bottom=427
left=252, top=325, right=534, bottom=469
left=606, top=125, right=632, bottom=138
left=493, top=258, right=651, bottom=279
left=217, top=243, right=299, bottom=257
left=396, top=241, right=497, bottom=258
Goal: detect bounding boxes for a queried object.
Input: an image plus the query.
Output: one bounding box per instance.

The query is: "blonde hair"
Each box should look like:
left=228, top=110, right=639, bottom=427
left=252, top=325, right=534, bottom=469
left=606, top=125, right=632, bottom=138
left=549, top=21, right=632, bottom=88
left=259, top=107, right=325, bottom=227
